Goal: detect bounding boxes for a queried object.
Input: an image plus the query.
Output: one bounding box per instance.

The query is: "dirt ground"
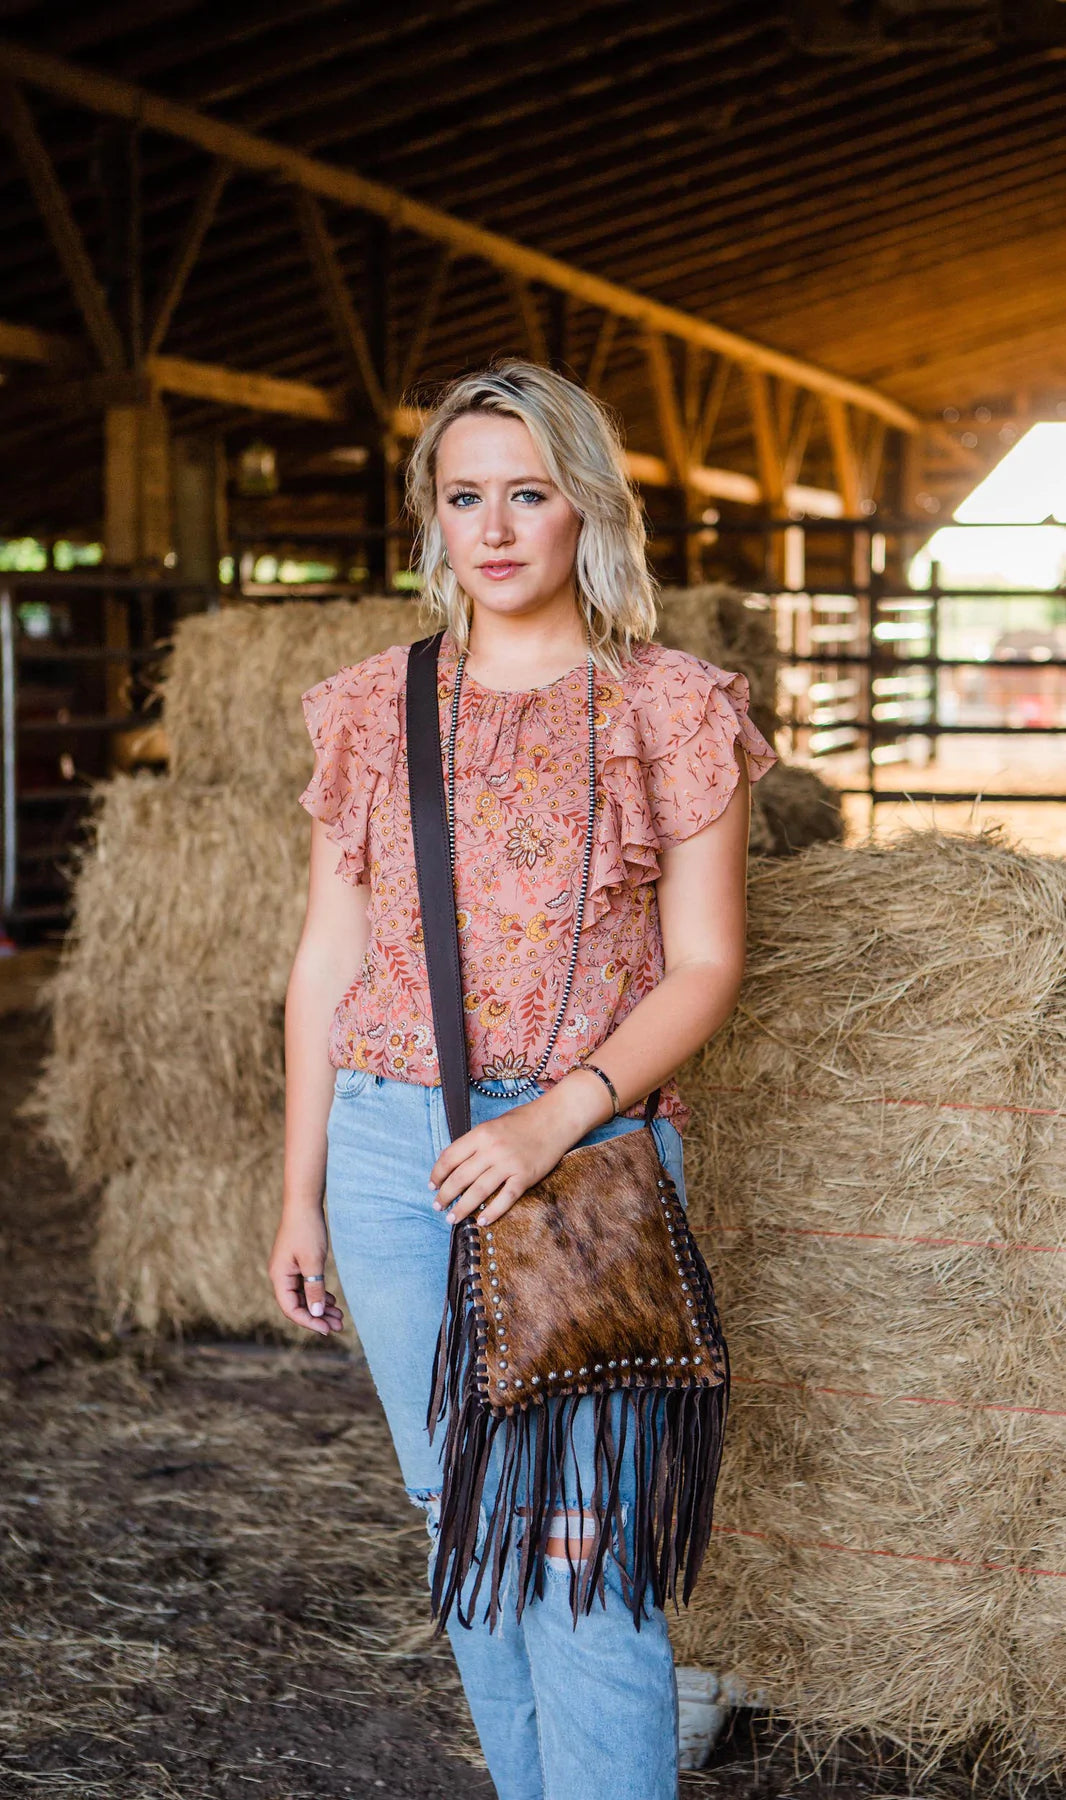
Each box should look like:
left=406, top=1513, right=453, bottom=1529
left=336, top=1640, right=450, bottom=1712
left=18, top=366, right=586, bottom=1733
left=0, top=957, right=1049, bottom=1800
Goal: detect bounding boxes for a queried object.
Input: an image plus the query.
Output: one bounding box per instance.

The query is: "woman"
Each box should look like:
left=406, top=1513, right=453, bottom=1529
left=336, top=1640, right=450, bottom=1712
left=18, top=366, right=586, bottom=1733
left=269, top=357, right=777, bottom=1799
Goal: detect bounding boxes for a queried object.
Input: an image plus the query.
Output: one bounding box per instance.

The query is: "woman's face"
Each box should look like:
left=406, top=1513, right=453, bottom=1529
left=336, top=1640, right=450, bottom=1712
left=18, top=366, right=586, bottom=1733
left=434, top=412, right=582, bottom=621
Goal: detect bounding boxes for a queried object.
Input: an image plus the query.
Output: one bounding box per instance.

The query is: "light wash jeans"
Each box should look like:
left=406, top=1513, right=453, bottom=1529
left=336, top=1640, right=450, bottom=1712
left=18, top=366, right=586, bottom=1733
left=325, top=1066, right=688, bottom=1800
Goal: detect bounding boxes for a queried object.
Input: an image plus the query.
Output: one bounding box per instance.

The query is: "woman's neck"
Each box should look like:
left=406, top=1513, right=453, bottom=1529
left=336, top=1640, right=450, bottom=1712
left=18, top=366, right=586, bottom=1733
left=461, top=603, right=588, bottom=691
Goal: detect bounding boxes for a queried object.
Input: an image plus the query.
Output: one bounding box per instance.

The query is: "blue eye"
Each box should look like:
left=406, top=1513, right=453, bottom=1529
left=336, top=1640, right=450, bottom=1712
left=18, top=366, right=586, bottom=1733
left=448, top=491, right=478, bottom=508
left=515, top=488, right=546, bottom=503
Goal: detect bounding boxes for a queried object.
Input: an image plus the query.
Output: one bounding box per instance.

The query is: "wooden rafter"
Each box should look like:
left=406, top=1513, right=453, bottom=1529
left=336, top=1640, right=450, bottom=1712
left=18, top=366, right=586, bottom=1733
left=1, top=77, right=125, bottom=373
left=695, top=356, right=731, bottom=463
left=781, top=388, right=817, bottom=489
left=643, top=329, right=689, bottom=486
left=506, top=276, right=548, bottom=365
left=294, top=189, right=388, bottom=420
left=746, top=369, right=786, bottom=511
left=146, top=157, right=231, bottom=356
left=822, top=394, right=861, bottom=515
left=0, top=317, right=81, bottom=368
left=583, top=311, right=618, bottom=395
left=147, top=354, right=346, bottom=421
left=396, top=244, right=452, bottom=397
left=0, top=38, right=918, bottom=435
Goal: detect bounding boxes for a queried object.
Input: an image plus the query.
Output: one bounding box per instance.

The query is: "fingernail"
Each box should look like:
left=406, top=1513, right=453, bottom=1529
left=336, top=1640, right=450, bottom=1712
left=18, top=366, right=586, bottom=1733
left=431, top=1201, right=441, bottom=1211
left=310, top=1301, right=324, bottom=1317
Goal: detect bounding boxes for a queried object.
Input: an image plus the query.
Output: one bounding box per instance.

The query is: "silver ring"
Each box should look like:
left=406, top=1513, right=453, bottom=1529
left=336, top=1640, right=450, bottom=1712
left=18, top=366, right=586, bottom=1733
left=304, top=1273, right=326, bottom=1284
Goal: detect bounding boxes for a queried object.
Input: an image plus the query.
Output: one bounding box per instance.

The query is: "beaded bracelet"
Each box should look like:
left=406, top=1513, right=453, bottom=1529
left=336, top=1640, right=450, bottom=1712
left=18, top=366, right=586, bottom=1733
left=575, top=1060, right=621, bottom=1118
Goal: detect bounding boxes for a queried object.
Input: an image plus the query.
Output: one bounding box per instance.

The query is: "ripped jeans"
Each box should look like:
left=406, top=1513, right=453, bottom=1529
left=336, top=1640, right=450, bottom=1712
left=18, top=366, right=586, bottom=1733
left=325, top=1067, right=686, bottom=1800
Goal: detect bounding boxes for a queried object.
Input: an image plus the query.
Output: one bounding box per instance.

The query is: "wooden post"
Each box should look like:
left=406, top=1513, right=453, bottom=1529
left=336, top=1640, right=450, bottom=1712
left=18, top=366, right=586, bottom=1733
left=171, top=432, right=225, bottom=610
left=104, top=397, right=171, bottom=569
left=747, top=369, right=787, bottom=586
left=364, top=218, right=394, bottom=591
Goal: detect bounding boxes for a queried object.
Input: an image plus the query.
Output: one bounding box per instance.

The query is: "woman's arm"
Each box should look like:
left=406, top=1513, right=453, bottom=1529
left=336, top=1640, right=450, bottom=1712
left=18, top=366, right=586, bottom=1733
left=430, top=754, right=752, bottom=1226
left=269, top=819, right=370, bottom=1335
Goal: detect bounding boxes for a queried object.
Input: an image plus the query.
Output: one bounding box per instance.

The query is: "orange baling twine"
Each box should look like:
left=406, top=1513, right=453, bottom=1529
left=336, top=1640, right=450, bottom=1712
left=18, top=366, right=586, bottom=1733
left=701, top=1081, right=1066, bottom=1579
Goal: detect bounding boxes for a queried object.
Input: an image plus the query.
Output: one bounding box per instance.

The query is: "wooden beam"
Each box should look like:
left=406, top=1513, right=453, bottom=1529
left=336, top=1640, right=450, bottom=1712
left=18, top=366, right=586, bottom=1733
left=859, top=416, right=887, bottom=506
left=396, top=244, right=452, bottom=396
left=782, top=388, right=817, bottom=488
left=0, top=317, right=80, bottom=368
left=0, top=37, right=919, bottom=433
left=746, top=369, right=786, bottom=511
left=1, top=78, right=125, bottom=372
left=615, top=451, right=760, bottom=505
left=823, top=395, right=862, bottom=515
left=506, top=276, right=548, bottom=365
left=146, top=157, right=230, bottom=356
left=643, top=329, right=690, bottom=485
left=147, top=353, right=346, bottom=420
left=695, top=356, right=731, bottom=462
left=294, top=189, right=388, bottom=419
left=583, top=311, right=618, bottom=394
left=624, top=451, right=843, bottom=516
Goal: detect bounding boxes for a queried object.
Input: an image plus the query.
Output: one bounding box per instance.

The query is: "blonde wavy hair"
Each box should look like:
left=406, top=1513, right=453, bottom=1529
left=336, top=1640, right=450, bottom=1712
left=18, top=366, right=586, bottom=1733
left=403, top=356, right=659, bottom=677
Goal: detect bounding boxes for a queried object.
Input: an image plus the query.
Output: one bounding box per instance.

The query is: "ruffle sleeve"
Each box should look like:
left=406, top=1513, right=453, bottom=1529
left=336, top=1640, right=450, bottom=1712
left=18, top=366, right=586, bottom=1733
left=584, top=646, right=777, bottom=930
left=297, top=646, right=404, bottom=884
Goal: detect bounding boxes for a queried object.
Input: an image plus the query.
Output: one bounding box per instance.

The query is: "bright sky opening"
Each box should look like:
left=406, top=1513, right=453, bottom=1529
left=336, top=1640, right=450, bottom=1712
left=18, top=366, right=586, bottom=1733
left=910, top=422, right=1066, bottom=591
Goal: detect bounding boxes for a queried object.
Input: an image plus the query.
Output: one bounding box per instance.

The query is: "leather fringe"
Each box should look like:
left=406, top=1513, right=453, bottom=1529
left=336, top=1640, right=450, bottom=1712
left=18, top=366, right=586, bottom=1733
left=425, top=1219, right=730, bottom=1636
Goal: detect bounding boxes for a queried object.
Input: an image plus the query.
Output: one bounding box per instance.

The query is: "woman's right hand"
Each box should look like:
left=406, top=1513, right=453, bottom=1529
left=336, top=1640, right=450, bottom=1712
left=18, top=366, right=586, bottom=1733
left=269, top=1210, right=344, bottom=1338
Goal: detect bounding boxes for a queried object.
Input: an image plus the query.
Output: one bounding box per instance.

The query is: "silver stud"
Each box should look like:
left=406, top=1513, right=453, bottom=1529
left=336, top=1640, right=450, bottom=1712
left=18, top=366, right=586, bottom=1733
left=608, top=1359, right=617, bottom=1369
left=665, top=1356, right=674, bottom=1365
left=649, top=1357, right=659, bottom=1367
left=620, top=1358, right=629, bottom=1367
left=680, top=1282, right=689, bottom=1292
left=686, top=1299, right=694, bottom=1308
left=578, top=1366, right=588, bottom=1375
left=680, top=1356, right=689, bottom=1366
left=563, top=1367, right=573, bottom=1377
left=694, top=1357, right=702, bottom=1365
left=694, top=1336, right=702, bottom=1346
left=490, top=1278, right=499, bottom=1288
left=548, top=1370, right=557, bottom=1379
left=488, top=1260, right=497, bottom=1271
left=514, top=1378, right=524, bottom=1388
left=498, top=1380, right=507, bottom=1389
left=499, top=1340, right=508, bottom=1351
left=594, top=1363, right=603, bottom=1373
left=634, top=1356, right=644, bottom=1365
left=531, top=1374, right=541, bottom=1385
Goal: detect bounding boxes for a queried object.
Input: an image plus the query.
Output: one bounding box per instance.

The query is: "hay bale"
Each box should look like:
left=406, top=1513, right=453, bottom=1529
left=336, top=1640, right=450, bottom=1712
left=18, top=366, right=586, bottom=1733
left=669, top=827, right=1066, bottom=1775
left=93, top=1134, right=342, bottom=1337
left=164, top=587, right=780, bottom=790
left=163, top=596, right=422, bottom=788
left=36, top=775, right=305, bottom=1183
left=35, top=589, right=784, bottom=1336
left=750, top=762, right=843, bottom=856
left=655, top=582, right=779, bottom=735
left=30, top=581, right=1066, bottom=1769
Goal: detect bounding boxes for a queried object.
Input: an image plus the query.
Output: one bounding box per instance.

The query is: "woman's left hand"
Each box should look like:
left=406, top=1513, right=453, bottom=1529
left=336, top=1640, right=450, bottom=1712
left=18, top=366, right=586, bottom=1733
left=428, top=1082, right=605, bottom=1227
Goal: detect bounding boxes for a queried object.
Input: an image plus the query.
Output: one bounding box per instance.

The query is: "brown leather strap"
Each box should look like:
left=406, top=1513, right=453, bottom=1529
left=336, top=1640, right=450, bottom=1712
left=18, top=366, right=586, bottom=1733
left=405, top=630, right=661, bottom=1142
left=406, top=632, right=472, bottom=1143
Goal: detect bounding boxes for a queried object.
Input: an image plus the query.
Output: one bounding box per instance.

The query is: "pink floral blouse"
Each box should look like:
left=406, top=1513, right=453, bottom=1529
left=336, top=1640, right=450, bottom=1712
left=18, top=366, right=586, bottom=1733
left=298, top=631, right=777, bottom=1133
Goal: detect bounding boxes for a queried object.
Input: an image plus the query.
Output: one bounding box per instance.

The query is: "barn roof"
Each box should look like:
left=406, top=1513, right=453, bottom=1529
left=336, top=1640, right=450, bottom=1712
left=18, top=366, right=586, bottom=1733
left=1, top=0, right=1064, bottom=530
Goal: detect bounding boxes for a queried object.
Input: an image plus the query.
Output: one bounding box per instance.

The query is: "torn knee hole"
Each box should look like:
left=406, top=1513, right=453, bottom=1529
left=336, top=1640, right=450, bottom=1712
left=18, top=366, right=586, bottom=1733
left=545, top=1508, right=596, bottom=1565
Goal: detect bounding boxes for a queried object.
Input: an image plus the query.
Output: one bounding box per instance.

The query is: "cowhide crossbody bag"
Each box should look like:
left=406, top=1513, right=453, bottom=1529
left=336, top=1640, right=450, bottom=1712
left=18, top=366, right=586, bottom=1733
left=405, top=632, right=730, bottom=1636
